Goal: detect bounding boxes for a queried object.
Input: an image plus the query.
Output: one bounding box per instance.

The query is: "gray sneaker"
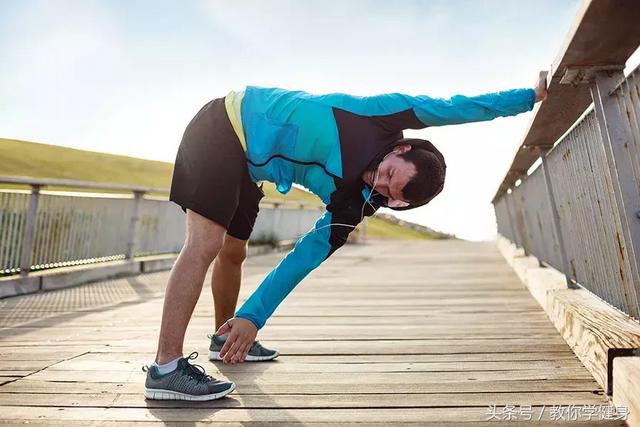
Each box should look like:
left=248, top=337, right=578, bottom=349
left=208, top=333, right=279, bottom=362
left=142, top=351, right=236, bottom=401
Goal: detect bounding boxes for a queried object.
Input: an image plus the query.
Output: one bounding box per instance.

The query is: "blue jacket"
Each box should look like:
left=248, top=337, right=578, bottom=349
left=234, top=85, right=536, bottom=329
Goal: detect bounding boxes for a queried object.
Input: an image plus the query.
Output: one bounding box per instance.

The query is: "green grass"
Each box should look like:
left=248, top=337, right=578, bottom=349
left=365, top=216, right=445, bottom=240
left=0, top=137, right=321, bottom=202
left=0, top=137, right=441, bottom=240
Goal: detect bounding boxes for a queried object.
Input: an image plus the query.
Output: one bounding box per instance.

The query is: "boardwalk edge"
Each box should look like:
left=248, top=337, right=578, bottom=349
left=497, top=234, right=640, bottom=426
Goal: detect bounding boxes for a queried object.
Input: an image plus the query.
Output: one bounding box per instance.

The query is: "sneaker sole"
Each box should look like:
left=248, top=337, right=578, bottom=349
left=209, top=350, right=279, bottom=362
left=144, top=383, right=236, bottom=401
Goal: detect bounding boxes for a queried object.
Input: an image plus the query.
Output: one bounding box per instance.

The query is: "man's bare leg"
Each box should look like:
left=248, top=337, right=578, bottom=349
left=154, top=209, right=226, bottom=365
left=212, top=234, right=248, bottom=331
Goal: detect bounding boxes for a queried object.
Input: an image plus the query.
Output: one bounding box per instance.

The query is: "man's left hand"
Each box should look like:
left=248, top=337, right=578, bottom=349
left=535, top=70, right=548, bottom=103
left=215, top=317, right=258, bottom=364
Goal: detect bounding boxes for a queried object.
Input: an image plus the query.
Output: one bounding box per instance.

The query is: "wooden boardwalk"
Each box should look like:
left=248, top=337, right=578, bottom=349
left=0, top=240, right=625, bottom=425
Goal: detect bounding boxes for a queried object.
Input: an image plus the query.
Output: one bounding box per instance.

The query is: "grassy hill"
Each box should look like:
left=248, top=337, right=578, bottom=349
left=369, top=213, right=453, bottom=240
left=0, top=137, right=445, bottom=239
left=0, top=138, right=321, bottom=202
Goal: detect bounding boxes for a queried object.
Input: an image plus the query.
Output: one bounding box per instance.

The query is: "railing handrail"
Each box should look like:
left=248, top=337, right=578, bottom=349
left=0, top=175, right=168, bottom=194
left=492, top=6, right=640, bottom=320
left=492, top=0, right=640, bottom=203
left=0, top=179, right=326, bottom=278
left=0, top=175, right=323, bottom=210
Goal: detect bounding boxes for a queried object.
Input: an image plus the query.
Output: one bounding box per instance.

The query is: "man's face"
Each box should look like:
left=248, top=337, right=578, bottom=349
left=361, top=146, right=416, bottom=207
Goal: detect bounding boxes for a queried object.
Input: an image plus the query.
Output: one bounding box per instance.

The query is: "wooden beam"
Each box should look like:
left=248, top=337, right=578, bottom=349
left=497, top=234, right=640, bottom=400
left=546, top=289, right=640, bottom=393
left=612, top=356, right=640, bottom=427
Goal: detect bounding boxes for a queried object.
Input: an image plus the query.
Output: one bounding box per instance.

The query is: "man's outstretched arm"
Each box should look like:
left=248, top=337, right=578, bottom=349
left=234, top=210, right=335, bottom=330
left=214, top=205, right=365, bottom=363
left=409, top=71, right=546, bottom=126
left=324, top=71, right=548, bottom=130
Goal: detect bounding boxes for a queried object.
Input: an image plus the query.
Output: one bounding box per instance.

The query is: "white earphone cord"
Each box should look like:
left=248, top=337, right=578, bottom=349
left=292, top=166, right=381, bottom=240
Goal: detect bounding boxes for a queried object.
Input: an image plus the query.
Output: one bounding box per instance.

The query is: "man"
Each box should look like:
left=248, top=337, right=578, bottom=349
left=142, top=72, right=548, bottom=401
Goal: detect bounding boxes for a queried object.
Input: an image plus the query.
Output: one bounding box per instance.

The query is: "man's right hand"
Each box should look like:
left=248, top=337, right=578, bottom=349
left=215, top=317, right=258, bottom=364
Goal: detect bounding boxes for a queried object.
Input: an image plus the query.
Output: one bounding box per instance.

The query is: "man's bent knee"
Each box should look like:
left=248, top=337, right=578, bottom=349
left=217, top=234, right=248, bottom=267
left=183, top=209, right=227, bottom=263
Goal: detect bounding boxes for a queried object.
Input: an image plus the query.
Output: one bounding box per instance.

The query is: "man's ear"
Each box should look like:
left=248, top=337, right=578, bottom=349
left=393, top=143, right=412, bottom=154
left=387, top=199, right=410, bottom=208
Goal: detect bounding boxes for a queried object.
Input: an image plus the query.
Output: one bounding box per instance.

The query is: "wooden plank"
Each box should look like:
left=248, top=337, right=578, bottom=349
left=0, top=336, right=571, bottom=345
left=0, top=377, right=19, bottom=385
left=0, top=360, right=51, bottom=371
left=0, top=348, right=93, bottom=361
left=197, top=298, right=544, bottom=306
left=0, top=391, right=608, bottom=408
left=612, top=356, right=640, bottom=427
left=5, top=378, right=597, bottom=397
left=4, top=316, right=557, bottom=326
left=43, top=359, right=585, bottom=374
left=545, top=288, right=640, bottom=392
left=0, top=370, right=33, bottom=376
left=0, top=324, right=565, bottom=334
left=1, top=290, right=544, bottom=303
left=0, top=351, right=579, bottom=364
left=0, top=378, right=603, bottom=395
left=67, top=351, right=582, bottom=363
left=0, top=330, right=564, bottom=341
left=0, top=341, right=575, bottom=355
left=25, top=368, right=595, bottom=384
left=0, top=307, right=550, bottom=319
left=0, top=421, right=626, bottom=427
left=0, top=406, right=626, bottom=423
left=222, top=307, right=550, bottom=315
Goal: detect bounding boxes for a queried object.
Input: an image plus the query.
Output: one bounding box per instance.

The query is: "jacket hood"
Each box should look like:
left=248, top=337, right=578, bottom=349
left=363, top=137, right=447, bottom=211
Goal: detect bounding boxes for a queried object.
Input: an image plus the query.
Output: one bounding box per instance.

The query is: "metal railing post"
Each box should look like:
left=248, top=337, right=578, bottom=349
left=19, top=185, right=41, bottom=276
left=503, top=193, right=517, bottom=245
left=536, top=147, right=578, bottom=289
left=505, top=190, right=526, bottom=254
left=272, top=202, right=281, bottom=243
left=590, top=69, right=640, bottom=314
left=125, top=190, right=144, bottom=260
left=297, top=204, right=303, bottom=238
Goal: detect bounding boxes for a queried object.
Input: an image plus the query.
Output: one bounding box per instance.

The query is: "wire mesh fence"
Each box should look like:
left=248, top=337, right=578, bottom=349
left=0, top=179, right=323, bottom=277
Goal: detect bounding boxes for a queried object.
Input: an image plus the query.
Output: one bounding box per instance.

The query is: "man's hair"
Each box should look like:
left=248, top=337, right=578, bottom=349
left=397, top=148, right=446, bottom=205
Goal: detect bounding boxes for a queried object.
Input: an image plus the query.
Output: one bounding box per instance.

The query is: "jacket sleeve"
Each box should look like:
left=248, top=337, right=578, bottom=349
left=234, top=208, right=361, bottom=330
left=234, top=188, right=379, bottom=330
left=323, top=88, right=536, bottom=130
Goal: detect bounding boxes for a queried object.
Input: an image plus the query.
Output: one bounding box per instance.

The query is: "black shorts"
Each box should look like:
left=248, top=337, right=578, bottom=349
left=169, top=97, right=264, bottom=240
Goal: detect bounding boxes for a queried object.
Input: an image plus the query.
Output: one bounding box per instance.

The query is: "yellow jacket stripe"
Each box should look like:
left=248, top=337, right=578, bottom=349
left=224, top=90, right=247, bottom=152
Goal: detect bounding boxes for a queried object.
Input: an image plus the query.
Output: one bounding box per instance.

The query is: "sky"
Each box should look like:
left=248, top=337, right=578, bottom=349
left=0, top=0, right=585, bottom=241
